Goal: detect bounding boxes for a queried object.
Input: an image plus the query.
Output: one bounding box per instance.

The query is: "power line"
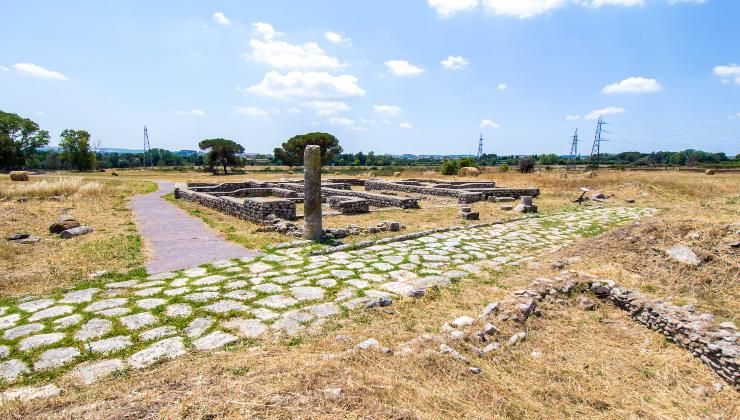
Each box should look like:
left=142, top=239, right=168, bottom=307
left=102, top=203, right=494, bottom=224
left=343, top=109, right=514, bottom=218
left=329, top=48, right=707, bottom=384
left=569, top=128, right=579, bottom=164
left=143, top=125, right=153, bottom=169
left=589, top=116, right=608, bottom=168
left=477, top=133, right=484, bottom=162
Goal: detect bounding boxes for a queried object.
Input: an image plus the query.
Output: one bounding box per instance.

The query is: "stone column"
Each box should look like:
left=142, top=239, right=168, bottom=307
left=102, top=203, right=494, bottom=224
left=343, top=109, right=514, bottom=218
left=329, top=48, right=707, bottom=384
left=303, top=145, right=323, bottom=240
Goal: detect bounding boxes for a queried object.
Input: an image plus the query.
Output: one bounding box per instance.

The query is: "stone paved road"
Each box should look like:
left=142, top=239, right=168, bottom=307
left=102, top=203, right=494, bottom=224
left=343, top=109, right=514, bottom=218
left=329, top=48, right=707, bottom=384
left=129, top=181, right=261, bottom=273
left=0, top=206, right=655, bottom=400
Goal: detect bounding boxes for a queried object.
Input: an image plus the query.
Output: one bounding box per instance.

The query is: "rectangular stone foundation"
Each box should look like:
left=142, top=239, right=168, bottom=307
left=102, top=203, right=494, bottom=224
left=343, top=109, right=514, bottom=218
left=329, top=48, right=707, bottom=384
left=175, top=185, right=296, bottom=223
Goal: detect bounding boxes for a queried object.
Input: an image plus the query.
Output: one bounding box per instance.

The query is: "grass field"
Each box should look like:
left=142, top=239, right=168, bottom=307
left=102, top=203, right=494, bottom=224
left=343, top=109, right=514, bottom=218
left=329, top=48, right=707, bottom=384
left=0, top=168, right=737, bottom=417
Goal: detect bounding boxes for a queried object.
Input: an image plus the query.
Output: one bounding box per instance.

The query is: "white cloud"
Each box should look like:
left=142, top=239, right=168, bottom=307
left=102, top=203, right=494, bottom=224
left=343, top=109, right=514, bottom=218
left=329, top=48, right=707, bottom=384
left=349, top=126, right=368, bottom=131
left=328, top=116, right=355, bottom=126
left=480, top=119, right=500, bottom=128
left=482, top=0, right=568, bottom=19
left=174, top=109, right=206, bottom=117
left=579, top=0, right=644, bottom=7
left=212, top=12, right=230, bottom=26
left=385, top=60, right=425, bottom=77
left=565, top=115, right=582, bottom=121
left=249, top=38, right=345, bottom=71
left=373, top=105, right=402, bottom=116
left=234, top=106, right=271, bottom=119
left=713, top=64, right=740, bottom=85
left=441, top=55, right=469, bottom=70
left=324, top=31, right=351, bottom=45
left=585, top=106, right=625, bottom=120
left=306, top=100, right=350, bottom=116
left=286, top=107, right=302, bottom=114
left=602, top=76, right=662, bottom=94
left=245, top=71, right=366, bottom=100
left=497, top=83, right=507, bottom=90
left=253, top=22, right=282, bottom=40
left=13, top=63, right=67, bottom=80
left=428, top=0, right=480, bottom=17
left=399, top=122, right=414, bottom=129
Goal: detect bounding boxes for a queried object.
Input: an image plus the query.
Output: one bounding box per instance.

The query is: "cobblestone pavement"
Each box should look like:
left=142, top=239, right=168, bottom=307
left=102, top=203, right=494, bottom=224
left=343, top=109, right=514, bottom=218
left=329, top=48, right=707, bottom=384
left=0, top=206, right=655, bottom=400
left=129, top=181, right=261, bottom=273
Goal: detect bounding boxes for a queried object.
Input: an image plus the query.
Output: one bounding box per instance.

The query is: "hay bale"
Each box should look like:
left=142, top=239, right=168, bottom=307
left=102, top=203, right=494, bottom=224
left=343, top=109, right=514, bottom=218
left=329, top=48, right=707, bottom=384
left=9, top=171, right=29, bottom=181
left=705, top=169, right=716, bottom=175
left=458, top=167, right=480, bottom=177
left=111, top=171, right=119, bottom=176
left=393, top=171, right=401, bottom=177
left=584, top=171, right=598, bottom=178
left=368, top=171, right=377, bottom=178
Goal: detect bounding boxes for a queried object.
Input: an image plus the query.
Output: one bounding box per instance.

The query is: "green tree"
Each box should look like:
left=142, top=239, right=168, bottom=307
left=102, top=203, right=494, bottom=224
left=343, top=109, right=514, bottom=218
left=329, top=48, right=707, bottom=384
left=0, top=111, right=50, bottom=171
left=273, top=132, right=343, bottom=166
left=59, top=129, right=96, bottom=171
left=198, top=138, right=245, bottom=174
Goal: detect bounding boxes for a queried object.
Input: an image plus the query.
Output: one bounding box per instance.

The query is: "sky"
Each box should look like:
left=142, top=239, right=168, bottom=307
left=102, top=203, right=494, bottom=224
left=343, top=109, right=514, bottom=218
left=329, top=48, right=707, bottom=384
left=1, top=0, right=738, bottom=156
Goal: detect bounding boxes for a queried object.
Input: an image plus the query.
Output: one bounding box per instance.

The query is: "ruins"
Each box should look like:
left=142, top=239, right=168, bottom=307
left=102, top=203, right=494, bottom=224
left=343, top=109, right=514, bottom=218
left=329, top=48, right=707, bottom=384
left=174, top=175, right=540, bottom=230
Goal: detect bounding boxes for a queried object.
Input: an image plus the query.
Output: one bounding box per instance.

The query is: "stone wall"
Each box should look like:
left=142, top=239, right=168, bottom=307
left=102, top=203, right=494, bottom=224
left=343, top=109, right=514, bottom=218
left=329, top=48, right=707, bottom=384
left=175, top=187, right=296, bottom=223
left=327, top=196, right=370, bottom=214
left=365, top=179, right=539, bottom=202
left=278, top=182, right=419, bottom=209
left=325, top=178, right=366, bottom=186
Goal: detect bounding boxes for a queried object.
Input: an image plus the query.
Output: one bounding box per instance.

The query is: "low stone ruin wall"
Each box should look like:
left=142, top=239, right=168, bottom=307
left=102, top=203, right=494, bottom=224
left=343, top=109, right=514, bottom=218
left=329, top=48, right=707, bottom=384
left=366, top=179, right=539, bottom=202
left=327, top=196, right=370, bottom=214
left=501, top=272, right=738, bottom=387
left=278, top=182, right=419, bottom=209
left=175, top=187, right=296, bottom=223
left=188, top=181, right=265, bottom=192
left=365, top=179, right=464, bottom=199
left=325, top=178, right=366, bottom=186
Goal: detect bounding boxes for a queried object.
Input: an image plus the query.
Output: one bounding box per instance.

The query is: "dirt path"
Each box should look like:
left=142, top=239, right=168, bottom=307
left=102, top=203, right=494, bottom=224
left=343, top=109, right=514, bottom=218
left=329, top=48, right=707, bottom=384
left=129, top=181, right=261, bottom=273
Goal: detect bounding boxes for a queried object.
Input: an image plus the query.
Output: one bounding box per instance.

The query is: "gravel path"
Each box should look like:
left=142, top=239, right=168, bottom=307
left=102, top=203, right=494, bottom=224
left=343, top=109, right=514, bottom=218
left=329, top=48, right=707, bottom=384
left=129, top=181, right=261, bottom=273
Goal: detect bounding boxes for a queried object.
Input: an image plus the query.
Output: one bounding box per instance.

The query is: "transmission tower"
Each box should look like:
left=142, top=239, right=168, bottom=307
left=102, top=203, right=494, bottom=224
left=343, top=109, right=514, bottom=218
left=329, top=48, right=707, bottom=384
left=589, top=116, right=608, bottom=168
left=569, top=128, right=579, bottom=165
left=143, top=126, right=153, bottom=169
left=477, top=133, right=484, bottom=162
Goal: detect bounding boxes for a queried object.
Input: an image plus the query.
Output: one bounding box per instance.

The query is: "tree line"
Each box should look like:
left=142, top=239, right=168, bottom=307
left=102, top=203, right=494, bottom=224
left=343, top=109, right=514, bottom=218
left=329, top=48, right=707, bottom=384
left=2, top=110, right=737, bottom=173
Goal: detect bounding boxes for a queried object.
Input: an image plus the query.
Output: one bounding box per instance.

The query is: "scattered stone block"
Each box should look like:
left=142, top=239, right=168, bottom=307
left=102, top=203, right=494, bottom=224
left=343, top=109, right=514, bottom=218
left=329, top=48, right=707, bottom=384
left=665, top=244, right=701, bottom=265
left=60, top=226, right=94, bottom=239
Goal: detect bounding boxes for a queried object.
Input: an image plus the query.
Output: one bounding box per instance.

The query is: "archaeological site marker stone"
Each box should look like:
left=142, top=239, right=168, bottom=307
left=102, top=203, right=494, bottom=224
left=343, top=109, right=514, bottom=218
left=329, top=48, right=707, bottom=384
left=303, top=145, right=323, bottom=240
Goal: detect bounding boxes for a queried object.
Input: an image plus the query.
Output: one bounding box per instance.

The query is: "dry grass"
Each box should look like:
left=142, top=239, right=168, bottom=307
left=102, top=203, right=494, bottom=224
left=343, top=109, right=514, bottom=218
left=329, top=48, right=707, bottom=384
left=0, top=176, right=155, bottom=297
left=1, top=177, right=105, bottom=198
left=0, top=169, right=737, bottom=418
left=4, top=261, right=737, bottom=418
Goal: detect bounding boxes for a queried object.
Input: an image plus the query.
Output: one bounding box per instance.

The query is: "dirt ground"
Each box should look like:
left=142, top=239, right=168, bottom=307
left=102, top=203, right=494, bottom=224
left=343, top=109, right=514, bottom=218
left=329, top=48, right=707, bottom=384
left=0, top=168, right=737, bottom=418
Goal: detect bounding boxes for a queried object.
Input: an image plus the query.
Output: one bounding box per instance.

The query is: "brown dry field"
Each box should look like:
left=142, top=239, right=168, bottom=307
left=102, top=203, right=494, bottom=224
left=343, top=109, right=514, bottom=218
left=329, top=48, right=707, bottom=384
left=0, top=168, right=737, bottom=418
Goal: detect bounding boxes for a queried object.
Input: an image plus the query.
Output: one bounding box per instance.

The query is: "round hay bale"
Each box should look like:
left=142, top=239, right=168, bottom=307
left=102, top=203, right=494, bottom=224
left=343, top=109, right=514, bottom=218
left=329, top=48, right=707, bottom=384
left=9, top=171, right=30, bottom=181
left=458, top=167, right=480, bottom=177
left=393, top=171, right=401, bottom=177
left=704, top=169, right=716, bottom=175
left=368, top=171, right=377, bottom=178
left=584, top=171, right=598, bottom=178
left=111, top=171, right=119, bottom=176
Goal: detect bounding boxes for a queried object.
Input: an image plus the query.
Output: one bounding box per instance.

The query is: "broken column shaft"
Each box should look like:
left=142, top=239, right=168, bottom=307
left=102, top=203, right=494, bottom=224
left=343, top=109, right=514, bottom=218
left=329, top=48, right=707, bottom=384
left=303, top=145, right=324, bottom=240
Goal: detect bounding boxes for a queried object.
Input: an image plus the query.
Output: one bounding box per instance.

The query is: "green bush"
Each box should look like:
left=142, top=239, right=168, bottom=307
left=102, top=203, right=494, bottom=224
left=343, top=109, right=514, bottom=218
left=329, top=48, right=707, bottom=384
left=499, top=164, right=510, bottom=173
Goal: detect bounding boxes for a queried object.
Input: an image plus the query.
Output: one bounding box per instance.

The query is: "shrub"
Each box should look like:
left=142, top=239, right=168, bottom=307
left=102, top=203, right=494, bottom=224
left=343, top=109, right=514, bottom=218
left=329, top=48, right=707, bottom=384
left=499, top=164, right=510, bottom=173
left=440, top=159, right=459, bottom=175
left=518, top=158, right=535, bottom=173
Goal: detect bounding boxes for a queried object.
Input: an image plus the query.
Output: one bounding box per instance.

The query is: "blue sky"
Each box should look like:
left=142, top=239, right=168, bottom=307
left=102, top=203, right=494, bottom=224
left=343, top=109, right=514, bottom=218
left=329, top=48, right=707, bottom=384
left=1, top=0, right=738, bottom=155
